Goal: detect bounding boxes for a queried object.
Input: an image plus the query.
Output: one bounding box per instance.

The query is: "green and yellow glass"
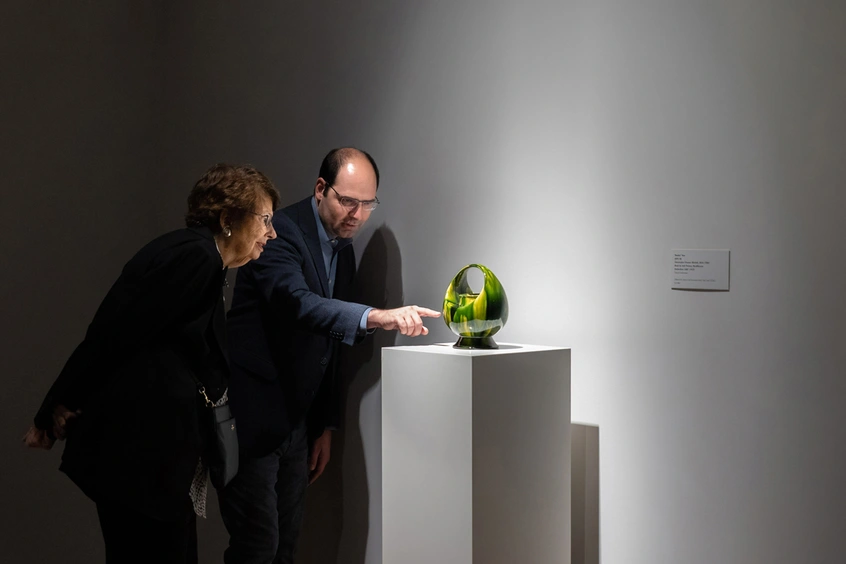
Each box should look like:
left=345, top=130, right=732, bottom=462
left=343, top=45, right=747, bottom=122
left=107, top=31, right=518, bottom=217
left=443, top=264, right=509, bottom=349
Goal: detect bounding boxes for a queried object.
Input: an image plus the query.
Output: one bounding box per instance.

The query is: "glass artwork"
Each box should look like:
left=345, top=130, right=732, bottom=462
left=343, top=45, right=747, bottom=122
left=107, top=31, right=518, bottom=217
left=443, top=264, right=508, bottom=349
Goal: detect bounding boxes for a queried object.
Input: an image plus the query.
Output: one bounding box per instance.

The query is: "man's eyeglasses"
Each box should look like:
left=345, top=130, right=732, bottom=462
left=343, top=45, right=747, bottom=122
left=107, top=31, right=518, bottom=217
left=239, top=209, right=273, bottom=228
left=328, top=185, right=379, bottom=212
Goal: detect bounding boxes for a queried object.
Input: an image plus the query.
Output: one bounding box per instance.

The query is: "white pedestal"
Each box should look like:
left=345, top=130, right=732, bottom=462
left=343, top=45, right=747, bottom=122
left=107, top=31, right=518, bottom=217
left=382, top=343, right=571, bottom=564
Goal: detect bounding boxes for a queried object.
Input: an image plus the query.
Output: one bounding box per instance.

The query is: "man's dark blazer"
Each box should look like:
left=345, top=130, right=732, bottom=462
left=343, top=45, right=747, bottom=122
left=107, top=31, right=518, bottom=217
left=33, top=227, right=228, bottom=520
left=226, top=197, right=369, bottom=457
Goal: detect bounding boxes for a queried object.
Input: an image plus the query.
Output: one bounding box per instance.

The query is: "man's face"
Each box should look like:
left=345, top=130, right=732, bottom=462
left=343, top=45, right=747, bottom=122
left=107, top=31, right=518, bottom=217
left=314, top=155, right=378, bottom=239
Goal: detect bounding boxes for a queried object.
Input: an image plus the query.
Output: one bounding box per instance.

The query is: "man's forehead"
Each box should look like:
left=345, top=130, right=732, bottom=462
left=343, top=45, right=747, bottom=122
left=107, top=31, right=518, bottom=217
left=334, top=157, right=377, bottom=191
left=337, top=157, right=372, bottom=179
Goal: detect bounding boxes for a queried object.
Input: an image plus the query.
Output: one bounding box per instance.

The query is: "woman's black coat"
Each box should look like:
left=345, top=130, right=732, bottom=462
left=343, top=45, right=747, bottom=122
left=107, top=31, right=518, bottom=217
left=33, top=226, right=228, bottom=520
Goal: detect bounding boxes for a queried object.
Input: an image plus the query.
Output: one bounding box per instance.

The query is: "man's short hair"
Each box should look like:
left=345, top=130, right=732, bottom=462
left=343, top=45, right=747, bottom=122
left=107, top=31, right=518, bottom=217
left=318, top=147, right=380, bottom=190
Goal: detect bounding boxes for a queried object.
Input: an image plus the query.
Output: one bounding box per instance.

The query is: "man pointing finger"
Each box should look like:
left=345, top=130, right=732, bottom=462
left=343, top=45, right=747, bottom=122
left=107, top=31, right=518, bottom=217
left=220, top=147, right=439, bottom=564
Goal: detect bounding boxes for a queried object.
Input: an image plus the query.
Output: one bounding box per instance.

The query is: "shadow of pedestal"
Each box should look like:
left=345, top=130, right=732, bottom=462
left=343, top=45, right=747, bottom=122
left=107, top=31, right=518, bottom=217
left=571, top=423, right=600, bottom=564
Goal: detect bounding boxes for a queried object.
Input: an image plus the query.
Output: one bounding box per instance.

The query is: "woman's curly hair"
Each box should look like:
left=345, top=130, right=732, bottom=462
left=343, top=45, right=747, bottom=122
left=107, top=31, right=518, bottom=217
left=185, top=164, right=280, bottom=234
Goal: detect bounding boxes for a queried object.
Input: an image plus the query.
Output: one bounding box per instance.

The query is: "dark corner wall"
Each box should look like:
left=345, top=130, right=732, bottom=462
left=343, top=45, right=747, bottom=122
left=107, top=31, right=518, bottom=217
left=1, top=4, right=165, bottom=562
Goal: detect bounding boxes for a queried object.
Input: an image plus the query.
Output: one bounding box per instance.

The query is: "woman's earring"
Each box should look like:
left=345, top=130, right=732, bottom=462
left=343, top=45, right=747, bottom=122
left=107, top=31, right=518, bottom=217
left=224, top=226, right=232, bottom=237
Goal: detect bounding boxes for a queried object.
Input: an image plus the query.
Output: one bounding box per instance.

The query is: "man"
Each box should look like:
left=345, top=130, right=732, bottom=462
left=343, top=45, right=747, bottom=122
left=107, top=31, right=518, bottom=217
left=220, top=147, right=439, bottom=564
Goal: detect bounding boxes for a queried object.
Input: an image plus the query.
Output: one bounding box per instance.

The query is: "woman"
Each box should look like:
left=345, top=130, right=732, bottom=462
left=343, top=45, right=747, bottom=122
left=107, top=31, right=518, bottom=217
left=23, top=163, right=280, bottom=563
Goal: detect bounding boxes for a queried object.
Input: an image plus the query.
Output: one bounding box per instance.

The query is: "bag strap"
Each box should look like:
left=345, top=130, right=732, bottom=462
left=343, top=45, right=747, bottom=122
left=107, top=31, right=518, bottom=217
left=188, top=373, right=215, bottom=408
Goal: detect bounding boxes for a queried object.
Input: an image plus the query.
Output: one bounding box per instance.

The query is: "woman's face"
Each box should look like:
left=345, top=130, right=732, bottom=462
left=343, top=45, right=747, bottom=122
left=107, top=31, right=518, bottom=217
left=226, top=194, right=276, bottom=268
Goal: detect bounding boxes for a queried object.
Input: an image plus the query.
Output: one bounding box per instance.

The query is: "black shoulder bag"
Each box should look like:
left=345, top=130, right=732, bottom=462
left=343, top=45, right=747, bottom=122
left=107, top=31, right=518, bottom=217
left=191, top=375, right=239, bottom=489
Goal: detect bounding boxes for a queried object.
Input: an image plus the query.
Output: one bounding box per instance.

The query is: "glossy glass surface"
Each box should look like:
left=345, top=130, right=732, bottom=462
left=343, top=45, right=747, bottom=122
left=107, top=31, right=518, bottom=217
left=443, top=264, right=508, bottom=349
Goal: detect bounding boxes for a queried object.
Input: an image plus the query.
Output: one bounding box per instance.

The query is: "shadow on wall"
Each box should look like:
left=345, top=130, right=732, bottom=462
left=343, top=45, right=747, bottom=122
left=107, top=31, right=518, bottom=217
left=572, top=423, right=600, bottom=564
left=298, top=225, right=404, bottom=564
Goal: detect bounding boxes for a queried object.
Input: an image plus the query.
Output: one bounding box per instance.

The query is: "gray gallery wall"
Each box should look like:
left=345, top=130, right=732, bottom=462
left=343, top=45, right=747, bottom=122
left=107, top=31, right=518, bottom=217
left=3, top=1, right=846, bottom=563
left=1, top=3, right=164, bottom=563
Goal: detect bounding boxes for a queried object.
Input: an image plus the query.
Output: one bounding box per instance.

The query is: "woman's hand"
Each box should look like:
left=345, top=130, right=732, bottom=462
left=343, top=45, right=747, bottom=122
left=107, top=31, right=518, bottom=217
left=23, top=404, right=81, bottom=449
left=52, top=404, right=81, bottom=440
left=23, top=426, right=54, bottom=450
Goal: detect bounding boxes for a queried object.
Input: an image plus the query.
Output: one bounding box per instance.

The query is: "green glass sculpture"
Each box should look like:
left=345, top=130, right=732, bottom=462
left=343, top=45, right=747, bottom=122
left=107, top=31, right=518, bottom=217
left=443, top=264, right=509, bottom=349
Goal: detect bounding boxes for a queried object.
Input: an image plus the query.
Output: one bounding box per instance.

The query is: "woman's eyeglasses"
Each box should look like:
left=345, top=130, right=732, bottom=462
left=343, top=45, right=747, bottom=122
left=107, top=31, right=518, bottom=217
left=239, top=209, right=273, bottom=228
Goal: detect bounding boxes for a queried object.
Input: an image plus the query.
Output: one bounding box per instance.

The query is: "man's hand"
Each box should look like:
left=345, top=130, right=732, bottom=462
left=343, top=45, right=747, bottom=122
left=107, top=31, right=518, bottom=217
left=367, top=306, right=441, bottom=337
left=52, top=405, right=81, bottom=440
left=23, top=426, right=55, bottom=450
left=308, top=429, right=332, bottom=485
